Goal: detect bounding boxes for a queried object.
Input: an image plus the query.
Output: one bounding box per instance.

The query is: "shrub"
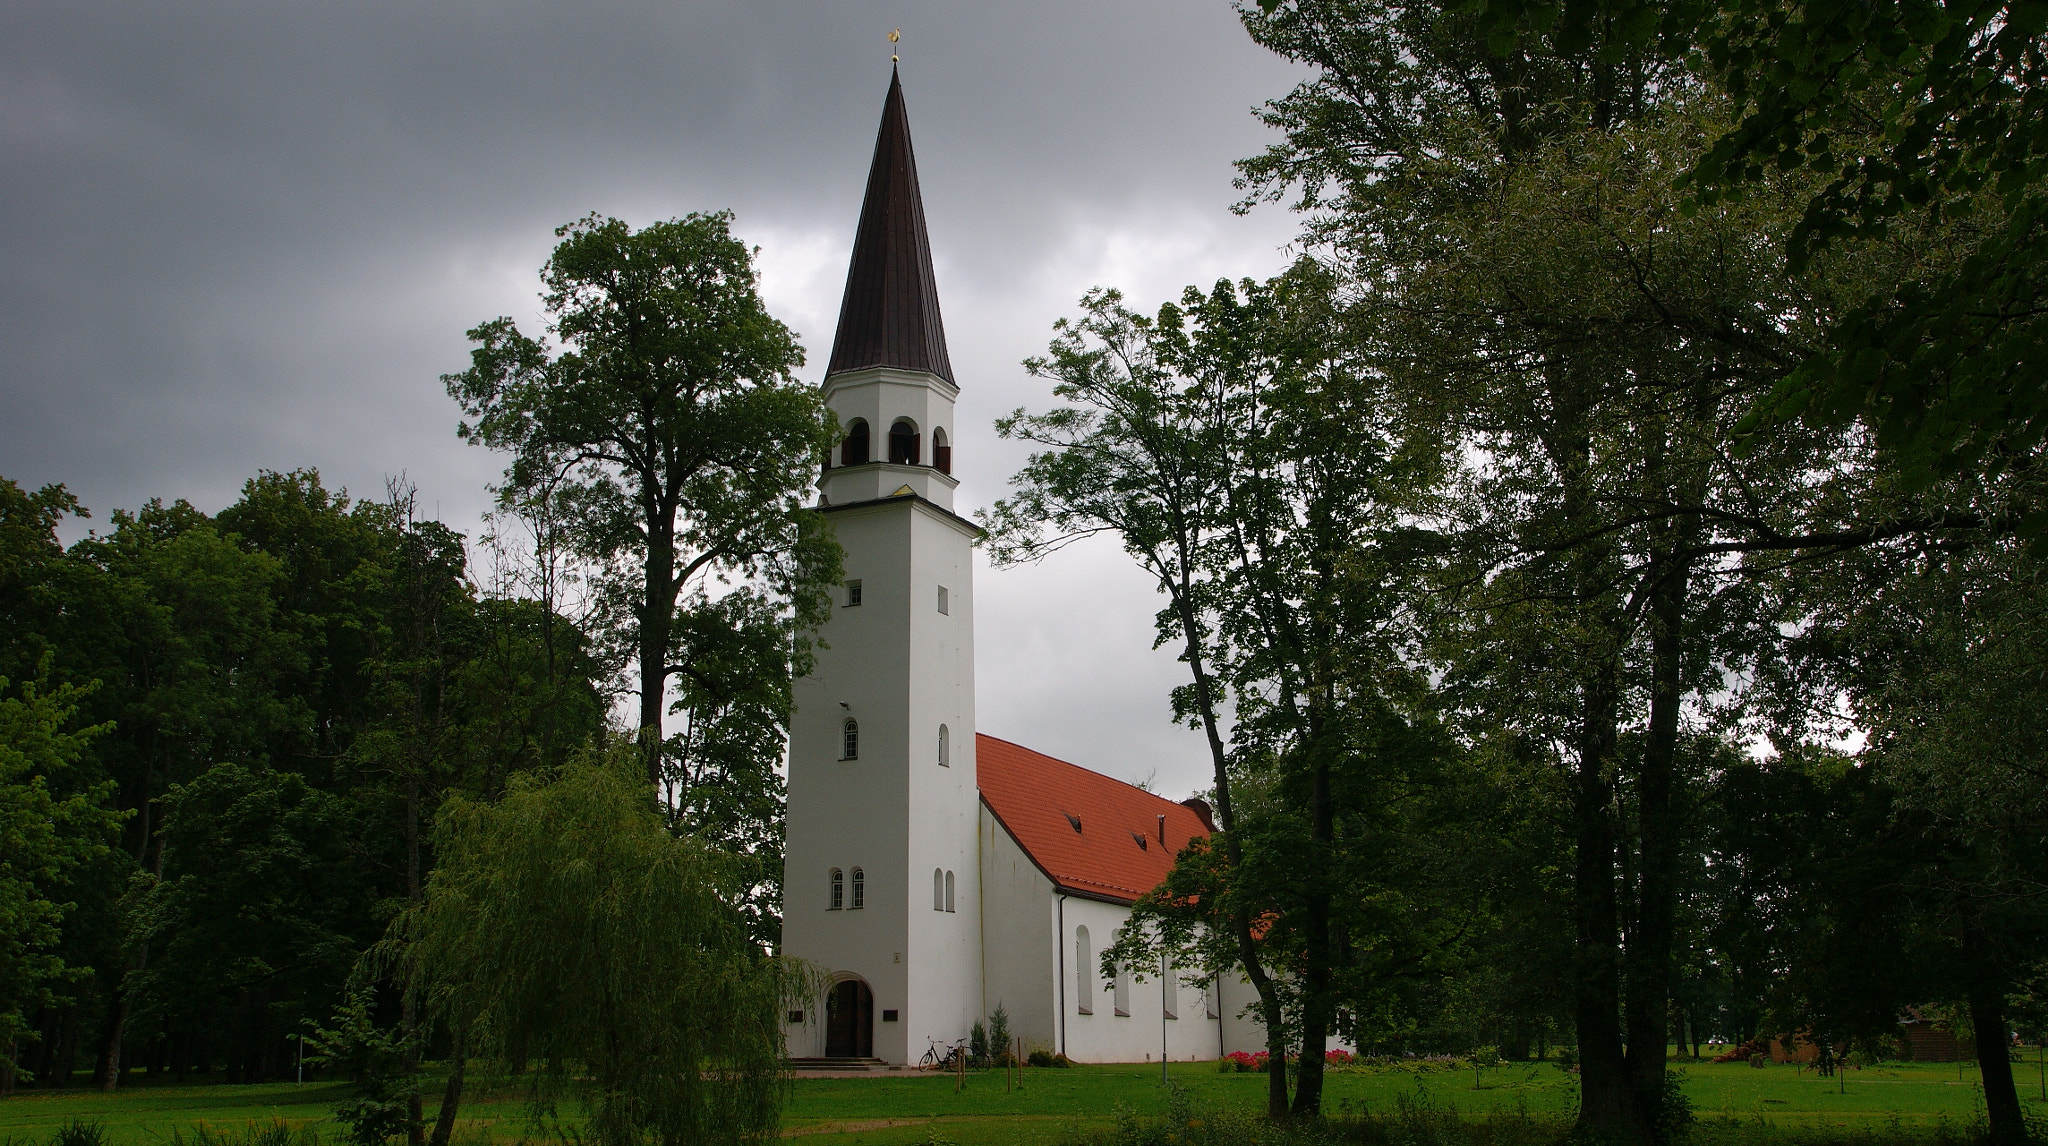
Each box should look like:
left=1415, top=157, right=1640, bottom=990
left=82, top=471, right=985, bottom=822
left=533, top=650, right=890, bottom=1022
left=1029, top=1048, right=1056, bottom=1068
left=988, top=1004, right=1013, bottom=1065
left=970, top=1020, right=989, bottom=1066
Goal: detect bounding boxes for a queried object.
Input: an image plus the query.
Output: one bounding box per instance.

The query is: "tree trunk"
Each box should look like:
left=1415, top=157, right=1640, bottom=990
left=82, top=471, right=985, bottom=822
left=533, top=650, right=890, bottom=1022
left=1625, top=556, right=1689, bottom=1139
left=1172, top=581, right=1289, bottom=1118
left=94, top=987, right=127, bottom=1091
left=1964, top=926, right=2027, bottom=1144
left=403, top=776, right=425, bottom=1146
left=1574, top=657, right=1631, bottom=1137
left=639, top=521, right=676, bottom=788
left=1291, top=737, right=1334, bottom=1119
left=2, top=1037, right=16, bottom=1096
left=428, top=1032, right=467, bottom=1146
left=53, top=1007, right=81, bottom=1086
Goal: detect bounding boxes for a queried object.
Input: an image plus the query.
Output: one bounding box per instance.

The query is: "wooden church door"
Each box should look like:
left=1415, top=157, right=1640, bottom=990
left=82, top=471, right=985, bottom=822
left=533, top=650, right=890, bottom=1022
left=825, top=978, right=873, bottom=1058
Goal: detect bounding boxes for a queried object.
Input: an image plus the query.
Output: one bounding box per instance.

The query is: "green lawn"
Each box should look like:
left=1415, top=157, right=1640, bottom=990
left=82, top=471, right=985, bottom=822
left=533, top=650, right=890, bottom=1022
left=3, top=1058, right=2045, bottom=1146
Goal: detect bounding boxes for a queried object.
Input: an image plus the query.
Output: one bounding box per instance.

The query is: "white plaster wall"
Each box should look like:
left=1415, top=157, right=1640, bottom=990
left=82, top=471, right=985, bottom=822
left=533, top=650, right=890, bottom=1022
left=976, top=807, right=1058, bottom=1052
left=1212, top=972, right=1355, bottom=1058
left=782, top=502, right=913, bottom=1059
left=1056, top=895, right=1228, bottom=1064
left=900, top=500, right=981, bottom=1062
left=1218, top=972, right=1269, bottom=1057
left=782, top=366, right=981, bottom=1065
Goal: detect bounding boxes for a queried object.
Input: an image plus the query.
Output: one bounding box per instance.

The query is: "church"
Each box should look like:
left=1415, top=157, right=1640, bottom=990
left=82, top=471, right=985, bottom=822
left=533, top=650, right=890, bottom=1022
left=779, top=71, right=1268, bottom=1066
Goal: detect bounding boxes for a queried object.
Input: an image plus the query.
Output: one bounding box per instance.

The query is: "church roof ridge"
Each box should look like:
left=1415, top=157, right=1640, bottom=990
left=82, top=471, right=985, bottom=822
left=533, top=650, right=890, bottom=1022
left=975, top=733, right=1210, bottom=906
left=824, top=68, right=955, bottom=384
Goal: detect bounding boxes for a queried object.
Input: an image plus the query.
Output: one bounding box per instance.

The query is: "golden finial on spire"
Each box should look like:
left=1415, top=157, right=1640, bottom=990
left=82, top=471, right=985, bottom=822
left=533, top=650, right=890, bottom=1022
left=888, top=28, right=899, bottom=63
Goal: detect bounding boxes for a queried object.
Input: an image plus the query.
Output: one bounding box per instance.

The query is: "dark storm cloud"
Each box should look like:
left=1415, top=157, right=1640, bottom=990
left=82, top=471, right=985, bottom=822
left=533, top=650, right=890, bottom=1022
left=0, top=1, right=1308, bottom=795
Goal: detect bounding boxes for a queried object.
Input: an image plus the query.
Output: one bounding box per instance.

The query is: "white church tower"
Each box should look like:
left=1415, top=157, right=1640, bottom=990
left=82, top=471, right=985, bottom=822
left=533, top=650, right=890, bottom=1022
left=781, top=68, right=982, bottom=1065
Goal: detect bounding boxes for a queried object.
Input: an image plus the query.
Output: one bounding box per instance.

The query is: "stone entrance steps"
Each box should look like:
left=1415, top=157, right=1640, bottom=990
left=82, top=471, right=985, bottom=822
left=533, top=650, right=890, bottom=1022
left=786, top=1056, right=890, bottom=1072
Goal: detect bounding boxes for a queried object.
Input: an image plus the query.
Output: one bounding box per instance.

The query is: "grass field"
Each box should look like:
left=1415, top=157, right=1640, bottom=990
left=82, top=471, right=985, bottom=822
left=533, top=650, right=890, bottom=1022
left=3, top=1057, right=2045, bottom=1146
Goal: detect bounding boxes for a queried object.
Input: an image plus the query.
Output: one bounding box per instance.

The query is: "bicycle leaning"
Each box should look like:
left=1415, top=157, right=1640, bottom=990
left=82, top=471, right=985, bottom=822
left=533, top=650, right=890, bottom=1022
left=917, top=1036, right=965, bottom=1071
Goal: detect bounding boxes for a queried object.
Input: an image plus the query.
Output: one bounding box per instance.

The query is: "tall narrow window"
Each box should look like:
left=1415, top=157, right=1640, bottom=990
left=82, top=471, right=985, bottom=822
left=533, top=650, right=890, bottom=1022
left=841, top=420, right=870, bottom=466
left=932, top=427, right=951, bottom=474
left=933, top=868, right=945, bottom=911
left=888, top=419, right=920, bottom=465
left=944, top=870, right=955, bottom=913
left=1205, top=977, right=1220, bottom=1019
left=1113, top=965, right=1131, bottom=1017
left=1074, top=926, right=1093, bottom=1015
left=842, top=719, right=858, bottom=760
left=1162, top=960, right=1177, bottom=1020
left=850, top=867, right=865, bottom=909
left=844, top=580, right=862, bottom=607
left=829, top=868, right=843, bottom=910
left=936, top=585, right=949, bottom=614
left=938, top=724, right=949, bottom=767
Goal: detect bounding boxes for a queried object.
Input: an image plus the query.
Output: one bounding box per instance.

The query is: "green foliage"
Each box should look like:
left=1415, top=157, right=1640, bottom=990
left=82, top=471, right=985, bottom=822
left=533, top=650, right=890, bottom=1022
left=392, top=750, right=813, bottom=1146
left=987, top=1006, right=1013, bottom=1065
left=306, top=991, right=417, bottom=1146
left=124, top=762, right=385, bottom=1061
left=443, top=210, right=840, bottom=819
left=0, top=671, right=121, bottom=1074
left=969, top=1022, right=988, bottom=1068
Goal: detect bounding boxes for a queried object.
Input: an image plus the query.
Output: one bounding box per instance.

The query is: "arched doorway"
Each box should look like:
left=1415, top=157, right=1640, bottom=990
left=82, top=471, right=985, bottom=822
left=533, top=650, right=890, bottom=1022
left=824, top=977, right=873, bottom=1058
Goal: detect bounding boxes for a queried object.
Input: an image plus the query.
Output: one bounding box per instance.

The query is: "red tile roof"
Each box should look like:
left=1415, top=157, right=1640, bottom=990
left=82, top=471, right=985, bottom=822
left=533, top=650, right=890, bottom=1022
left=976, top=734, right=1211, bottom=905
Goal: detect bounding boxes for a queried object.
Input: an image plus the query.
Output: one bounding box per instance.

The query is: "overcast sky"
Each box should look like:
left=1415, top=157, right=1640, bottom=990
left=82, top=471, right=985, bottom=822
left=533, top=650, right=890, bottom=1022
left=1, top=1, right=1310, bottom=798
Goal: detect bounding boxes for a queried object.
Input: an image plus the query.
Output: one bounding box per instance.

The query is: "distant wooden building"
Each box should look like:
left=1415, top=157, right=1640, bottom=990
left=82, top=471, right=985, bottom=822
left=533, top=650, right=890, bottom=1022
left=1899, top=1010, right=1969, bottom=1062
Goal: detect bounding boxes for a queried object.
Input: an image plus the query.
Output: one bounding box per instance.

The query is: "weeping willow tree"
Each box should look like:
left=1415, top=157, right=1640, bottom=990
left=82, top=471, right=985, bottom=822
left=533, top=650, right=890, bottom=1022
left=393, top=750, right=813, bottom=1146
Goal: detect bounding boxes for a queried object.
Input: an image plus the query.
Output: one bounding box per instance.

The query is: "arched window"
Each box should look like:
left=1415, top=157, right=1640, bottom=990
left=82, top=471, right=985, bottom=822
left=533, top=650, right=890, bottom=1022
left=829, top=868, right=843, bottom=910
left=933, top=868, right=945, bottom=911
left=1113, top=964, right=1131, bottom=1017
left=888, top=419, right=920, bottom=465
left=840, top=420, right=870, bottom=466
left=1074, top=926, right=1093, bottom=1015
left=938, top=724, right=949, bottom=767
left=850, top=867, right=865, bottom=909
left=944, top=870, right=955, bottom=913
left=932, top=427, right=952, bottom=474
left=842, top=719, right=858, bottom=760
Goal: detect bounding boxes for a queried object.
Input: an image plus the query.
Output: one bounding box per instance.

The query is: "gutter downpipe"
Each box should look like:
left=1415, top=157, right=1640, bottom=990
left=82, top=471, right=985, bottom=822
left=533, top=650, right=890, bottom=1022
left=1057, top=893, right=1068, bottom=1058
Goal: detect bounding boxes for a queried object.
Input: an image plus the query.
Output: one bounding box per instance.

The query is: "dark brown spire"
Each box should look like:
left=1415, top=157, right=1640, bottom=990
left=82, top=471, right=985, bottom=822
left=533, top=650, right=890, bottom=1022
left=825, top=68, right=955, bottom=384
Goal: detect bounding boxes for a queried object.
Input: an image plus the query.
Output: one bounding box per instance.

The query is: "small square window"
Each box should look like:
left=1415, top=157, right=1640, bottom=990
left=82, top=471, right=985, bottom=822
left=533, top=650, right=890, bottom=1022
left=882, top=1010, right=899, bottom=1023
left=787, top=1009, right=805, bottom=1024
left=936, top=585, right=949, bottom=614
left=845, top=580, right=862, bottom=607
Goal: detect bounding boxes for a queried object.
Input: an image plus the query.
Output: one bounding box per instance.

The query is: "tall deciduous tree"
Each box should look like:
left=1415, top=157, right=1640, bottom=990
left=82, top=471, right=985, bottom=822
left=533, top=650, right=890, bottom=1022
left=445, top=212, right=839, bottom=793
left=1232, top=5, right=1914, bottom=1136
left=989, top=267, right=1462, bottom=1116
left=984, top=286, right=1291, bottom=1116
left=0, top=676, right=121, bottom=1091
